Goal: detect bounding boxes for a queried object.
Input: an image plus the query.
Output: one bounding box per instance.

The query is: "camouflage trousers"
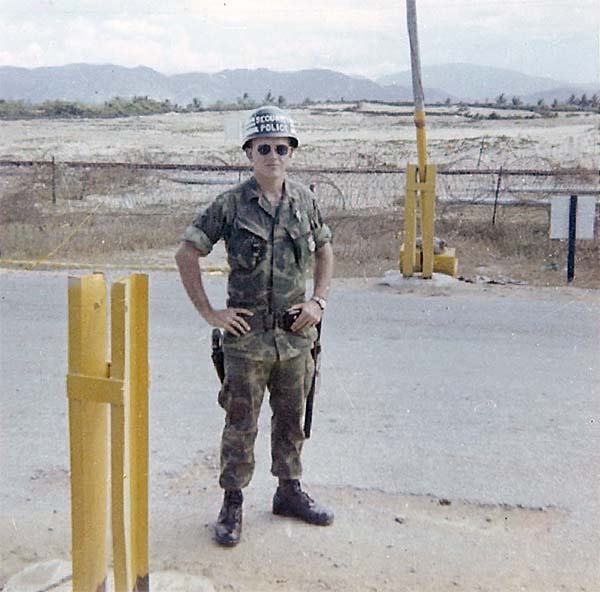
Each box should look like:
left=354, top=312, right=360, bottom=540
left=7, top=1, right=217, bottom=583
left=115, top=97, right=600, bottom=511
left=218, top=350, right=314, bottom=490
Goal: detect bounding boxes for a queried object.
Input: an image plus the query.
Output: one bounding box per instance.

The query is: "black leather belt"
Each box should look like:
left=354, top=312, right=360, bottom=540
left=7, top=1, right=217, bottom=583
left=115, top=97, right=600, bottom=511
left=246, top=310, right=299, bottom=332
left=246, top=312, right=282, bottom=331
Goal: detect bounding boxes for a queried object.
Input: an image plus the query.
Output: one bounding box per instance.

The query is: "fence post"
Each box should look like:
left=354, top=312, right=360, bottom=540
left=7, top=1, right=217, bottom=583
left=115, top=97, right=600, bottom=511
left=492, top=166, right=503, bottom=226
left=67, top=273, right=110, bottom=592
left=52, top=156, right=57, bottom=204
left=567, top=195, right=577, bottom=282
left=476, top=137, right=486, bottom=168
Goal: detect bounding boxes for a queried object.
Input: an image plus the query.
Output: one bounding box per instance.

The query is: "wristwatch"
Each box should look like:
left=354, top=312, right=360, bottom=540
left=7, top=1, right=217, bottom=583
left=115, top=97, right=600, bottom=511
left=311, top=296, right=327, bottom=311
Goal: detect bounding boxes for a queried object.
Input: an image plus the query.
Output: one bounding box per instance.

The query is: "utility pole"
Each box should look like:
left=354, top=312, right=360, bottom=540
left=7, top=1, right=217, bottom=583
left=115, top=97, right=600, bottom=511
left=401, top=0, right=458, bottom=279
left=406, top=0, right=428, bottom=177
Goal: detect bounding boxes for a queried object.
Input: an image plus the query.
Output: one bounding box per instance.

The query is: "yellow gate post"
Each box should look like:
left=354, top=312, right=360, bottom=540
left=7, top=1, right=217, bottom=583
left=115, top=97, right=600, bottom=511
left=67, top=273, right=149, bottom=592
left=126, top=275, right=149, bottom=592
left=67, top=273, right=110, bottom=592
left=420, top=163, right=436, bottom=279
left=414, top=109, right=433, bottom=275
left=401, top=164, right=418, bottom=277
left=400, top=163, right=437, bottom=278
left=111, top=274, right=149, bottom=592
left=401, top=0, right=457, bottom=279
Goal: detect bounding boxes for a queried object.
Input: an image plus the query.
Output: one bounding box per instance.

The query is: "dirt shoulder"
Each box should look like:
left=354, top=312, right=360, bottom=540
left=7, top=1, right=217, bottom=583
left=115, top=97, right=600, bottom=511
left=1, top=482, right=593, bottom=592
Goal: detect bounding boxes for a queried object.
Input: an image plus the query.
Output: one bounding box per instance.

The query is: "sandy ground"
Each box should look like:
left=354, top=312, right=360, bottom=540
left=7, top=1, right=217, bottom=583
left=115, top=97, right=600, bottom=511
left=2, top=105, right=598, bottom=170
left=3, top=477, right=579, bottom=592
left=1, top=485, right=577, bottom=592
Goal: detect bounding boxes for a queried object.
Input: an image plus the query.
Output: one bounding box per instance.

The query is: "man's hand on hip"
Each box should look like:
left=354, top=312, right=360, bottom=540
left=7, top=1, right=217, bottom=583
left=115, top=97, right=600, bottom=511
left=206, top=308, right=254, bottom=336
left=288, top=300, right=322, bottom=332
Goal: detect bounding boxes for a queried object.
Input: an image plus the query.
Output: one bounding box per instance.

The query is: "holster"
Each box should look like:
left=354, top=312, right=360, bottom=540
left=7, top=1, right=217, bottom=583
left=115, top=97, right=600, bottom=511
left=211, top=328, right=225, bottom=383
left=304, top=321, right=322, bottom=439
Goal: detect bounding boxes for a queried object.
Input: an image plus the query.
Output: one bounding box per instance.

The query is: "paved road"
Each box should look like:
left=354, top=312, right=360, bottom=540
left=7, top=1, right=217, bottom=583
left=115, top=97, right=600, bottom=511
left=1, top=269, right=599, bottom=584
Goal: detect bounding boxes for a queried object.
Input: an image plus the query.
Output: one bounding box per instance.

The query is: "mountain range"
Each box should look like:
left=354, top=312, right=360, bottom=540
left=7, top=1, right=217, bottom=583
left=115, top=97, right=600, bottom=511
left=0, top=63, right=597, bottom=105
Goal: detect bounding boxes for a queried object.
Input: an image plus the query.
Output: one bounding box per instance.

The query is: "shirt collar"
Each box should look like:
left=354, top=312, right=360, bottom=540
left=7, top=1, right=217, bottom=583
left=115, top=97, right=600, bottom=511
left=244, top=176, right=291, bottom=218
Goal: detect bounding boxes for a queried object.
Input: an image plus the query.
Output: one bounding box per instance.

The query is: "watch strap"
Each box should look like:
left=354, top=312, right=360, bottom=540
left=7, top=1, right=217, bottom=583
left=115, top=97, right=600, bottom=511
left=311, top=296, right=327, bottom=311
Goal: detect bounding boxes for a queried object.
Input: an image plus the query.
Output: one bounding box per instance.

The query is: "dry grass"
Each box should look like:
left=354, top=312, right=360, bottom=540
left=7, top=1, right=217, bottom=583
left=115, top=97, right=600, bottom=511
left=0, top=166, right=184, bottom=260
left=0, top=210, right=189, bottom=260
left=56, top=165, right=153, bottom=201
left=328, top=204, right=599, bottom=288
left=1, top=166, right=598, bottom=288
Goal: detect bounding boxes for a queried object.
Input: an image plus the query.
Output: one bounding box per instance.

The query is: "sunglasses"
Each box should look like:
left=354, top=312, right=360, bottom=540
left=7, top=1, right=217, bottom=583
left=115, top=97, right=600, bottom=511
left=256, top=144, right=290, bottom=156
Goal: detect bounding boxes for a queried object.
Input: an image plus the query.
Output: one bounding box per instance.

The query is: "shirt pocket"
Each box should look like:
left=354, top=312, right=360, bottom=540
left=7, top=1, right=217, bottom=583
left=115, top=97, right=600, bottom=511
left=228, top=218, right=269, bottom=271
left=285, top=216, right=316, bottom=269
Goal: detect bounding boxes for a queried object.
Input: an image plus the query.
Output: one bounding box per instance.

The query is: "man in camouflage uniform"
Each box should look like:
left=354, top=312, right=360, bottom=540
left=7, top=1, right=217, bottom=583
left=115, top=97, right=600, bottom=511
left=175, top=106, right=334, bottom=546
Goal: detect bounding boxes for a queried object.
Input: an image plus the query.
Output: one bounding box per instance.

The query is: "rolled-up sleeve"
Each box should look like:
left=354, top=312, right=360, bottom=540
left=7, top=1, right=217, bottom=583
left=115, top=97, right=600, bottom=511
left=180, top=196, right=227, bottom=256
left=311, top=196, right=333, bottom=249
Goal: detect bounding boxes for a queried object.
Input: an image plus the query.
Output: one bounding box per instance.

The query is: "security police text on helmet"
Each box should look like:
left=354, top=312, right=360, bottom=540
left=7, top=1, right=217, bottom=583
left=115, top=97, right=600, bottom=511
left=242, top=105, right=299, bottom=152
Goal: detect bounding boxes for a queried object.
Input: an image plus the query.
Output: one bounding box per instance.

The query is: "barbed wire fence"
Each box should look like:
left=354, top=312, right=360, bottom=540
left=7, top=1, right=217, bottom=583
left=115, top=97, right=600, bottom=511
left=1, top=158, right=598, bottom=270
left=1, top=158, right=599, bottom=216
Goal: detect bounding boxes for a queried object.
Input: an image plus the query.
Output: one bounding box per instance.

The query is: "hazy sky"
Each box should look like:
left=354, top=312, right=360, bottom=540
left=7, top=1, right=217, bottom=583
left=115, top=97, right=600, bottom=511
left=1, top=0, right=598, bottom=83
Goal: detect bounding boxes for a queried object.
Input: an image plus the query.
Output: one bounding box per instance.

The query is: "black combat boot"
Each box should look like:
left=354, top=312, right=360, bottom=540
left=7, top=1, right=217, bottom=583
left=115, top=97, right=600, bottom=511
left=214, top=489, right=243, bottom=546
left=273, top=479, right=334, bottom=526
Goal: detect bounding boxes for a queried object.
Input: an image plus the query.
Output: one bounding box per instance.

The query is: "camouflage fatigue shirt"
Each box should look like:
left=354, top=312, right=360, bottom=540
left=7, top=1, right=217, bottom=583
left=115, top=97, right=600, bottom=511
left=182, top=176, right=332, bottom=361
